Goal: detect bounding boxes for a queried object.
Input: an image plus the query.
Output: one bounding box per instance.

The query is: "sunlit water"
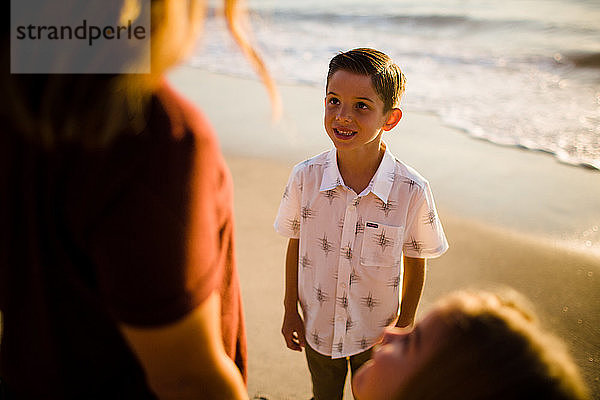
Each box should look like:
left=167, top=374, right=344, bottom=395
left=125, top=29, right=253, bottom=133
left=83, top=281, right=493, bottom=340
left=193, top=0, right=600, bottom=170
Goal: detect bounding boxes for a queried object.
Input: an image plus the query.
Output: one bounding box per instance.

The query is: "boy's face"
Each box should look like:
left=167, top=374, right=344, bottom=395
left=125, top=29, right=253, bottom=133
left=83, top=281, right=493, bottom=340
left=351, top=310, right=450, bottom=400
left=324, top=70, right=400, bottom=154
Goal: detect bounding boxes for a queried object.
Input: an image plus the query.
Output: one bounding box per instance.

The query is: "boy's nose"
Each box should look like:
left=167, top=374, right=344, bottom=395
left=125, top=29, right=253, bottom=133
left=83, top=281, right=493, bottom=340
left=335, top=112, right=352, bottom=122
left=335, top=104, right=353, bottom=122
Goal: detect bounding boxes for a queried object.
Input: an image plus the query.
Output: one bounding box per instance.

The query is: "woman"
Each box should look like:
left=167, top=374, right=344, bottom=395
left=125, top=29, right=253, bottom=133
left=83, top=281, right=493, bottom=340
left=0, top=1, right=275, bottom=398
left=351, top=290, right=589, bottom=400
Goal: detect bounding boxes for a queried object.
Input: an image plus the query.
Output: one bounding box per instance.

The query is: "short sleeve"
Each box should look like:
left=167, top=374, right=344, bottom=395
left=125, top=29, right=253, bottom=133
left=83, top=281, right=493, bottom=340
left=274, top=165, right=302, bottom=238
left=403, top=182, right=448, bottom=258
left=88, top=89, right=227, bottom=327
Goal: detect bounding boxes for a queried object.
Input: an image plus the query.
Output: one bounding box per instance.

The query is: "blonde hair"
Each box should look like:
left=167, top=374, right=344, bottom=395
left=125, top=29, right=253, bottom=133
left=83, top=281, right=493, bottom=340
left=395, top=290, right=589, bottom=400
left=2, top=0, right=278, bottom=148
left=224, top=0, right=281, bottom=120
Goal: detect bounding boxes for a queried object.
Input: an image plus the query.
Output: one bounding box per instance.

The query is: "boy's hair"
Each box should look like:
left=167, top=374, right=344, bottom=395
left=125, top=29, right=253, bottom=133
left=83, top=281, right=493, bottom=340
left=395, top=290, right=590, bottom=400
left=326, top=48, right=406, bottom=114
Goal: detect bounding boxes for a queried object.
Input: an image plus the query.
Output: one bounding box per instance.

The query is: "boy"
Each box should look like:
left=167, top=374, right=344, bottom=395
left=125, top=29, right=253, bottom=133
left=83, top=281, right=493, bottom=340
left=274, top=48, right=448, bottom=400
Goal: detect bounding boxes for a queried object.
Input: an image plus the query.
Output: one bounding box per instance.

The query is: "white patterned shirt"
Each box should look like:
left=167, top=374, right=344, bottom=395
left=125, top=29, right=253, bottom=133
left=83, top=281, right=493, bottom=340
left=274, top=146, right=448, bottom=358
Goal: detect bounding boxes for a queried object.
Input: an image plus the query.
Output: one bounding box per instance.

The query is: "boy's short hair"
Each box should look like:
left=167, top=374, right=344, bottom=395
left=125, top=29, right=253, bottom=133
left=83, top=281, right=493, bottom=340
left=326, top=48, right=406, bottom=114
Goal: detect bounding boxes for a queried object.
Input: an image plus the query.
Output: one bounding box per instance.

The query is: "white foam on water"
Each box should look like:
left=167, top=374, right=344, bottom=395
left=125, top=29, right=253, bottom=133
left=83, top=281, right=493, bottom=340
left=193, top=0, right=600, bottom=170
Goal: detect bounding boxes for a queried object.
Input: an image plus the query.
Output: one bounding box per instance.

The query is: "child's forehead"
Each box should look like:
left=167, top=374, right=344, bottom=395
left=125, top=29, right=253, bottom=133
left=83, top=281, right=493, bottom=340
left=328, top=69, right=372, bottom=86
left=327, top=70, right=377, bottom=97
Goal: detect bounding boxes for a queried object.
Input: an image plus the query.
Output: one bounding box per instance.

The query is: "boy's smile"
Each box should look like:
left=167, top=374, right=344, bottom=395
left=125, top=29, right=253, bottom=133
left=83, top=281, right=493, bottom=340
left=333, top=126, right=358, bottom=140
left=324, top=70, right=401, bottom=155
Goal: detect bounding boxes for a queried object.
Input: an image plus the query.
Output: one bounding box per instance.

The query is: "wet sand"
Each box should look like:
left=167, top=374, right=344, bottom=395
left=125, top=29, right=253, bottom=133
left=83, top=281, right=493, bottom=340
left=168, top=66, right=600, bottom=399
left=227, top=155, right=599, bottom=399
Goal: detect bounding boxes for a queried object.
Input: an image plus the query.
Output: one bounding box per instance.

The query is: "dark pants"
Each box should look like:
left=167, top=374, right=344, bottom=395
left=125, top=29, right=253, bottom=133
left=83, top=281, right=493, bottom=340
left=305, top=344, right=373, bottom=400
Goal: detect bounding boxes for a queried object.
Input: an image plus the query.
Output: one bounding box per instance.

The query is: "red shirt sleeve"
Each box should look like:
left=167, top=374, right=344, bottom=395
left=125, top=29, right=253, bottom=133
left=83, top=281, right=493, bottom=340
left=87, top=83, right=231, bottom=327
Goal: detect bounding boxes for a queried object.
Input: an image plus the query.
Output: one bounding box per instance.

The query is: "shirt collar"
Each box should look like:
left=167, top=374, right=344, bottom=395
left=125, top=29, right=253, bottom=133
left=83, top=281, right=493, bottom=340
left=320, top=149, right=343, bottom=192
left=319, top=145, right=397, bottom=203
left=370, top=146, right=396, bottom=202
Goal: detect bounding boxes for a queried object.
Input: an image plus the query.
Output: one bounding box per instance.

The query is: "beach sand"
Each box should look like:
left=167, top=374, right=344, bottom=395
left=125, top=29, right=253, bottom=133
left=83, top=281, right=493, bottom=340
left=169, top=66, right=600, bottom=399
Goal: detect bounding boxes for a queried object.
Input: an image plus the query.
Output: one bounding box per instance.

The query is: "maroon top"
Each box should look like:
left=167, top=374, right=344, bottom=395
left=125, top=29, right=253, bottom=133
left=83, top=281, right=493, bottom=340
left=0, top=82, right=246, bottom=398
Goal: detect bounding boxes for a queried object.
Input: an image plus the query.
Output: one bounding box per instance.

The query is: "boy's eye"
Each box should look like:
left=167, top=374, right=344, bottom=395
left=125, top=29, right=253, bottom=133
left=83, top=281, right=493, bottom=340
left=356, top=102, right=369, bottom=110
left=328, top=97, right=340, bottom=105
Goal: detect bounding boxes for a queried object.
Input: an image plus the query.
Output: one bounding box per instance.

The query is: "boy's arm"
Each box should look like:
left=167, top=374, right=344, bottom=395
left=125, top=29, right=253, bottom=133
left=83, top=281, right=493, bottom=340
left=281, top=238, right=306, bottom=351
left=396, top=256, right=426, bottom=328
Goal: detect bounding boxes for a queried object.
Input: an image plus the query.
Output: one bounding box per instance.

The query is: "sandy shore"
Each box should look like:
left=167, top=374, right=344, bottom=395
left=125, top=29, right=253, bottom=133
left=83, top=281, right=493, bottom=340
left=227, top=155, right=599, bottom=399
left=168, top=66, right=600, bottom=399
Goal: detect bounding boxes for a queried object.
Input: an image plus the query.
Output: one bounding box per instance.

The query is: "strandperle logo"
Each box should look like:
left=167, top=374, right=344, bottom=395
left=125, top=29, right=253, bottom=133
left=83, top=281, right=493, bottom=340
left=11, top=0, right=151, bottom=74
left=15, top=19, right=147, bottom=47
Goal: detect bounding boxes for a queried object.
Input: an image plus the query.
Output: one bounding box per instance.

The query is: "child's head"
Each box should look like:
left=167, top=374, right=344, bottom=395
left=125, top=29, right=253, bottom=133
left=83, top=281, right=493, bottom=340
left=324, top=48, right=404, bottom=153
left=326, top=48, right=406, bottom=114
left=352, top=290, right=589, bottom=400
left=2, top=0, right=277, bottom=148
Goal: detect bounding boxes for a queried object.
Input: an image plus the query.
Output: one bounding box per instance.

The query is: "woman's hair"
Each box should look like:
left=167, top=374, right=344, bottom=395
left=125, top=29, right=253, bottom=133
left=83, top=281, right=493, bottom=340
left=395, top=290, right=589, bottom=400
left=326, top=48, right=406, bottom=114
left=1, top=0, right=278, bottom=148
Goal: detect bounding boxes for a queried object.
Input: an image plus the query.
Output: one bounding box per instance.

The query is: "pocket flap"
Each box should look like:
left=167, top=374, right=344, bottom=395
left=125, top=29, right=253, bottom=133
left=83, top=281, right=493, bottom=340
left=361, top=222, right=404, bottom=267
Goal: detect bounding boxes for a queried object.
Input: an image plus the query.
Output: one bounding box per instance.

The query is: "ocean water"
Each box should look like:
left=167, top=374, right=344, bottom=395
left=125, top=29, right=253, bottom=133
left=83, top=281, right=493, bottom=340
left=191, top=0, right=600, bottom=170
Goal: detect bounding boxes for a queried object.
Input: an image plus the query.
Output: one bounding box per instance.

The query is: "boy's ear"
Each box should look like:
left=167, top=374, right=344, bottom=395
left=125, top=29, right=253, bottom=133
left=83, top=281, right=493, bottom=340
left=382, top=108, right=402, bottom=131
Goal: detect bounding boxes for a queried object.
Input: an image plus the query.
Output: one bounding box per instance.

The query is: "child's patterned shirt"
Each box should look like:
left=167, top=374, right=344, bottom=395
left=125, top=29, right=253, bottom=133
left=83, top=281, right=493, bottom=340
left=274, top=146, right=448, bottom=358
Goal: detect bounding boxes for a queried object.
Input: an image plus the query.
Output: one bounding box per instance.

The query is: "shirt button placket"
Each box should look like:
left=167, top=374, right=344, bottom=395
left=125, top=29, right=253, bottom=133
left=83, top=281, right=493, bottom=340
left=332, top=191, right=358, bottom=355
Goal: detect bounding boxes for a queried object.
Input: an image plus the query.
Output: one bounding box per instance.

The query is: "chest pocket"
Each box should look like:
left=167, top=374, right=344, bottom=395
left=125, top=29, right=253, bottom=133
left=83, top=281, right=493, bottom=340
left=360, top=222, right=404, bottom=267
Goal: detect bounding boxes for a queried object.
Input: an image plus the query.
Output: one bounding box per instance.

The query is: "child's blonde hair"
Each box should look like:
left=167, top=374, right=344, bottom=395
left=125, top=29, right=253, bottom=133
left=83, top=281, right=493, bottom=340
left=2, top=0, right=277, bottom=148
left=395, top=290, right=589, bottom=400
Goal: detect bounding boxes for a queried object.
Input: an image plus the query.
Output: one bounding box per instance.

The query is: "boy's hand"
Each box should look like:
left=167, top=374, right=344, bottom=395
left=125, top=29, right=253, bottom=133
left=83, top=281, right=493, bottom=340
left=281, top=309, right=305, bottom=351
left=372, top=325, right=413, bottom=352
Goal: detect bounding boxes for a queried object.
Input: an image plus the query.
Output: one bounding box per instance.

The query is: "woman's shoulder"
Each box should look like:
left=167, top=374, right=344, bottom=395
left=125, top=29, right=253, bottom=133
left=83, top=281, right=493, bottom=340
left=153, top=81, right=219, bottom=149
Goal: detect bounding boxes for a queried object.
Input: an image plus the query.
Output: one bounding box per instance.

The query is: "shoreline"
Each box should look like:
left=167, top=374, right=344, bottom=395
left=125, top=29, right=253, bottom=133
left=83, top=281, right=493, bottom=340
left=168, top=66, right=600, bottom=398
left=168, top=65, right=600, bottom=253
left=186, top=64, right=600, bottom=172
